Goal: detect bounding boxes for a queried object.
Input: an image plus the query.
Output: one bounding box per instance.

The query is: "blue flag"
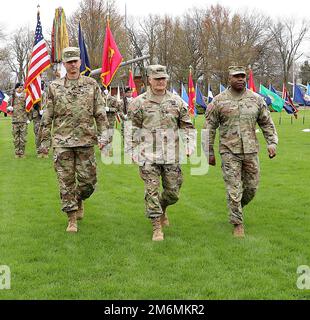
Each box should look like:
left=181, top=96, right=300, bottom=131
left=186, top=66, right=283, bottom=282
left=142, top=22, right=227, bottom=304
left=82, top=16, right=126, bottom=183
left=171, top=87, right=178, bottom=95
left=78, top=22, right=91, bottom=76
left=0, top=90, right=4, bottom=104
left=293, top=84, right=306, bottom=105
left=220, top=83, right=226, bottom=93
left=207, top=84, right=213, bottom=103
left=259, top=93, right=272, bottom=106
left=195, top=84, right=207, bottom=109
left=269, top=85, right=283, bottom=96
left=181, top=83, right=189, bottom=104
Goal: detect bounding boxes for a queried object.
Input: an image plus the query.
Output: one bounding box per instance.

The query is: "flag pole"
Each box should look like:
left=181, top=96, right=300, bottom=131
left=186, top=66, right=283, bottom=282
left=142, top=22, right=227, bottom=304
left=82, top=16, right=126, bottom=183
left=107, top=0, right=110, bottom=25
left=189, top=65, right=195, bottom=126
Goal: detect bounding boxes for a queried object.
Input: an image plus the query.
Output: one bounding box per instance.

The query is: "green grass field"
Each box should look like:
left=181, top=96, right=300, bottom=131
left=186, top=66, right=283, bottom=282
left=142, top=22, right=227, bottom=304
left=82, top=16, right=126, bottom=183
left=0, top=111, right=310, bottom=300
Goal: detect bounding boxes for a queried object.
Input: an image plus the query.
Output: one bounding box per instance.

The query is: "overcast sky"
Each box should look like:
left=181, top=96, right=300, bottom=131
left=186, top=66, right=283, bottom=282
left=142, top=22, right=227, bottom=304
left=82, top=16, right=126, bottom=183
left=1, top=0, right=309, bottom=58
left=1, top=0, right=310, bottom=34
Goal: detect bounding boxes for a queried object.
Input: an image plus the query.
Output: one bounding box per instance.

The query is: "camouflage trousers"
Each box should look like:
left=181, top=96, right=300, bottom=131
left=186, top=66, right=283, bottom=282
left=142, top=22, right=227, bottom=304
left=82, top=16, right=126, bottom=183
left=139, top=163, right=183, bottom=218
left=107, top=112, right=116, bottom=146
left=12, top=123, right=28, bottom=155
left=32, top=119, right=41, bottom=153
left=53, top=146, right=97, bottom=213
left=221, top=152, right=260, bottom=225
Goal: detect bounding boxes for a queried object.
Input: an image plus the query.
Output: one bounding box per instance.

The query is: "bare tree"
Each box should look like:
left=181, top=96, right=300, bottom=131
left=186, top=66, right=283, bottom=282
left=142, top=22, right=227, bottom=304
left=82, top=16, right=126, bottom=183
left=0, top=61, right=12, bottom=91
left=181, top=10, right=204, bottom=80
left=269, top=19, right=309, bottom=86
left=5, top=27, right=34, bottom=83
left=138, top=14, right=162, bottom=65
left=124, top=17, right=148, bottom=81
left=67, top=0, right=127, bottom=69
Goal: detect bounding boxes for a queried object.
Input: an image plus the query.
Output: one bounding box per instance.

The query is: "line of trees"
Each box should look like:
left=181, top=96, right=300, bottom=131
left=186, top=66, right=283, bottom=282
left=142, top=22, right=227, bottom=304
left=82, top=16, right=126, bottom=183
left=0, top=0, right=309, bottom=95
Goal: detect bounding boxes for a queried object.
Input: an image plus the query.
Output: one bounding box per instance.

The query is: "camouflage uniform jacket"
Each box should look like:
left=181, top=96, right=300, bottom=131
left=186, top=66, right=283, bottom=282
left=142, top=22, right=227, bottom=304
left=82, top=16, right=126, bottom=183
left=40, top=76, right=109, bottom=148
left=12, top=92, right=28, bottom=124
left=127, top=88, right=195, bottom=164
left=204, top=87, right=278, bottom=155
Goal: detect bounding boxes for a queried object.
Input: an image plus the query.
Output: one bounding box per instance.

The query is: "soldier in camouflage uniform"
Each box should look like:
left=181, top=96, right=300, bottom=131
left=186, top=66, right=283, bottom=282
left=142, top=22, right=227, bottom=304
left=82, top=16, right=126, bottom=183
left=119, top=86, right=133, bottom=138
left=30, top=81, right=47, bottom=158
left=102, top=87, right=122, bottom=155
left=29, top=102, right=43, bottom=157
left=127, top=65, right=195, bottom=241
left=203, top=66, right=278, bottom=238
left=11, top=83, right=30, bottom=158
left=40, top=47, right=109, bottom=233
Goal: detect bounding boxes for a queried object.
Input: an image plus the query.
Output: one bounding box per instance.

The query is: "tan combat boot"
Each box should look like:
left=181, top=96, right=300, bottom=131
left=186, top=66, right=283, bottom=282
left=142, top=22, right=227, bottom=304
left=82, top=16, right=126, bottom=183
left=66, top=211, right=78, bottom=233
left=160, top=211, right=170, bottom=227
left=160, top=205, right=169, bottom=227
left=233, top=224, right=245, bottom=238
left=76, top=200, right=84, bottom=220
left=151, top=217, right=164, bottom=241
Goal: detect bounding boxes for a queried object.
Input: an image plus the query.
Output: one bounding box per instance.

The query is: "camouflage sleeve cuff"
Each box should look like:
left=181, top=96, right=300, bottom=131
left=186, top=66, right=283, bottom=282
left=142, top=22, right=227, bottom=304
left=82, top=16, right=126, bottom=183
left=97, top=134, right=109, bottom=145
left=267, top=143, right=277, bottom=149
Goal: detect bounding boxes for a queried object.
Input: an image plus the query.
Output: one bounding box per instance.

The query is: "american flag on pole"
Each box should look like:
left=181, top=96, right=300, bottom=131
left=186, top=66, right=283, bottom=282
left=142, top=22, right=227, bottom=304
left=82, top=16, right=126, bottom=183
left=25, top=11, right=51, bottom=112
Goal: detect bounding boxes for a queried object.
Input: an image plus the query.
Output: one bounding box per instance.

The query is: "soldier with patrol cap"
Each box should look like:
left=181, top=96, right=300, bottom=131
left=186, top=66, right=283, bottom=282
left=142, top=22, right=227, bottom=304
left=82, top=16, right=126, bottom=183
left=29, top=81, right=46, bottom=158
left=101, top=86, right=122, bottom=156
left=40, top=47, right=109, bottom=233
left=9, top=82, right=30, bottom=158
left=127, top=64, right=195, bottom=241
left=203, top=65, right=278, bottom=238
left=120, top=86, right=133, bottom=137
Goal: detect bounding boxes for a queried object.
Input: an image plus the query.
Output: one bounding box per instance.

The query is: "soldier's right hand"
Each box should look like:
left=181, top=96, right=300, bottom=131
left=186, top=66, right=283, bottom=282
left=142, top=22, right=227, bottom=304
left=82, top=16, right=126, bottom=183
left=40, top=147, right=49, bottom=155
left=268, top=145, right=276, bottom=159
left=209, top=155, right=216, bottom=166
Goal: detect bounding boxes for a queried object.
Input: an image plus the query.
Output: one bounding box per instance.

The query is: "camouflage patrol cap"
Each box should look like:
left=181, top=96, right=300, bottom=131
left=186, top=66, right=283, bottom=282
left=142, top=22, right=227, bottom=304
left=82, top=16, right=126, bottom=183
left=147, top=65, right=169, bottom=79
left=62, top=47, right=80, bottom=63
left=228, top=66, right=247, bottom=76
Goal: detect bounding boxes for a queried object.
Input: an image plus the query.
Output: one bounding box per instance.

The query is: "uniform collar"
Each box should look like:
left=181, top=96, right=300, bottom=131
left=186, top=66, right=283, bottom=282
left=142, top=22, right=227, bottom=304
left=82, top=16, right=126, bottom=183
left=146, top=87, right=173, bottom=104
left=64, top=75, right=82, bottom=87
left=228, top=86, right=247, bottom=100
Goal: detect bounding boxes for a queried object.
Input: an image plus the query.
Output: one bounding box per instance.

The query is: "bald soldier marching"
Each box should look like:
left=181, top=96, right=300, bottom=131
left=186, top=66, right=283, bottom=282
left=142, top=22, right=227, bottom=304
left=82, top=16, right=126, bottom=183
left=203, top=66, right=278, bottom=238
left=40, top=47, right=109, bottom=233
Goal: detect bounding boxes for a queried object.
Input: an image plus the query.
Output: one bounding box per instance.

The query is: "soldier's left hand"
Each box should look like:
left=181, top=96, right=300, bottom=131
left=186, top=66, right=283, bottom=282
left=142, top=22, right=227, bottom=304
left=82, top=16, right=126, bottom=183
left=186, top=149, right=194, bottom=157
left=268, top=145, right=276, bottom=159
left=98, top=143, right=105, bottom=150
